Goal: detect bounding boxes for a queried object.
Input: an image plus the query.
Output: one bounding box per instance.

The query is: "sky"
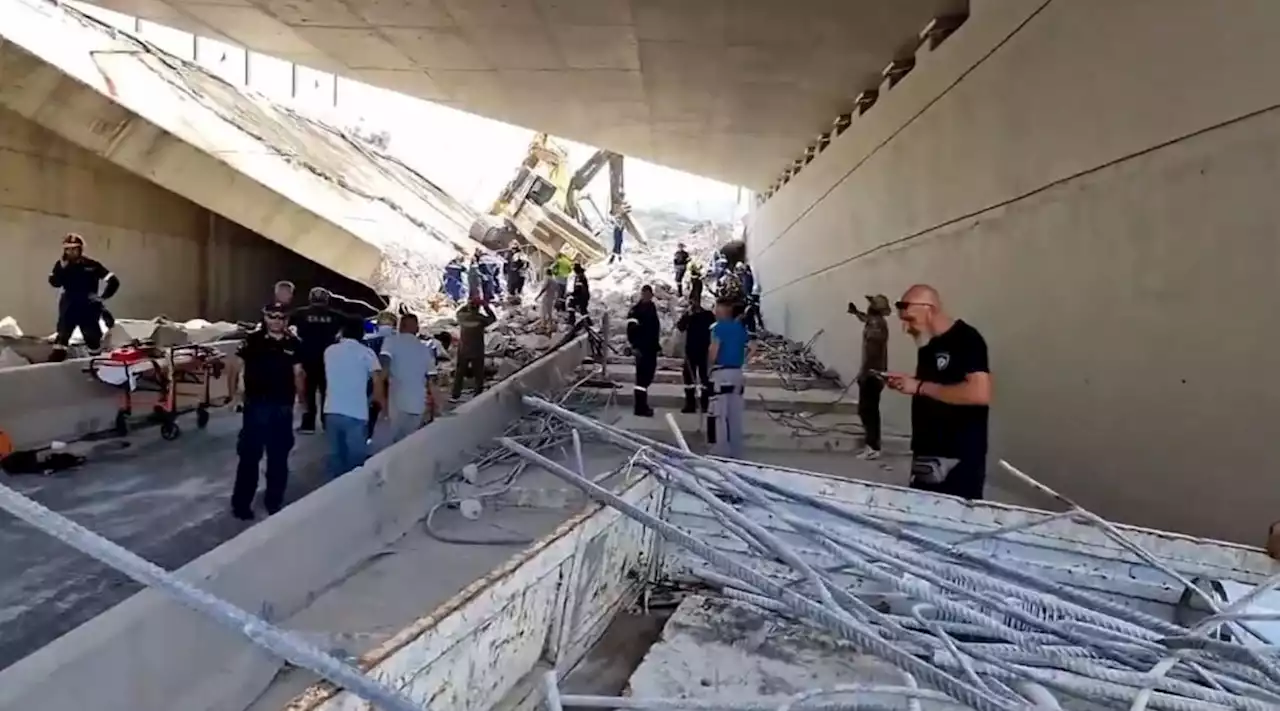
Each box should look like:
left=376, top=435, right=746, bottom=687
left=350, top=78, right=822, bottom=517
left=323, top=82, right=745, bottom=221
left=69, top=2, right=746, bottom=221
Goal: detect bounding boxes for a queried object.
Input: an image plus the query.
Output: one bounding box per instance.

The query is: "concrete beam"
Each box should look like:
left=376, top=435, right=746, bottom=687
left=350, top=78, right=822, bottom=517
left=0, top=0, right=482, bottom=303
left=0, top=336, right=591, bottom=711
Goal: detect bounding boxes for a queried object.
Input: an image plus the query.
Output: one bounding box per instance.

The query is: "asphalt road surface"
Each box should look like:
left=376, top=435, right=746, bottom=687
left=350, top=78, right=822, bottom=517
left=0, top=408, right=330, bottom=670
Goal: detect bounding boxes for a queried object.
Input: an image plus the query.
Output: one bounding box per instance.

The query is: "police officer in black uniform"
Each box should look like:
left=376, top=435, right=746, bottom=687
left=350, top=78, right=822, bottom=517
left=48, top=233, right=119, bottom=361
left=227, top=302, right=304, bottom=520
left=289, top=287, right=345, bottom=433
left=626, top=284, right=661, bottom=417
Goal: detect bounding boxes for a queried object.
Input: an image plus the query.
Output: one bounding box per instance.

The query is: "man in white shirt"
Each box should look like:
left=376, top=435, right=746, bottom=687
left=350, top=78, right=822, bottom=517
left=323, top=318, right=387, bottom=479
left=378, top=312, right=436, bottom=448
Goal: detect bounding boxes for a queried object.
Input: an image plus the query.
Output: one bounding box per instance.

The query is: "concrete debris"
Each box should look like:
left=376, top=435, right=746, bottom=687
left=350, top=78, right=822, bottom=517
left=517, top=401, right=1280, bottom=711
left=0, top=315, right=251, bottom=367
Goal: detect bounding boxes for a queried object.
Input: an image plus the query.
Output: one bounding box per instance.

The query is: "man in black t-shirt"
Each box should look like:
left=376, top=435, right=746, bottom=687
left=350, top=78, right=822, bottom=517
left=226, top=302, right=305, bottom=520
left=289, top=288, right=348, bottom=433
left=884, top=285, right=992, bottom=500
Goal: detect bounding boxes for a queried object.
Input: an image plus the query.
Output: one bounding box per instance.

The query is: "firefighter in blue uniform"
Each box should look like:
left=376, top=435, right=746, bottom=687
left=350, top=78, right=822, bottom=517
left=48, top=233, right=119, bottom=362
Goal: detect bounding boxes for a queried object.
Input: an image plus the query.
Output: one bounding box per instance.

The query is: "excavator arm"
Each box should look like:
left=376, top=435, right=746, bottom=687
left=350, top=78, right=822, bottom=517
left=564, top=149, right=611, bottom=221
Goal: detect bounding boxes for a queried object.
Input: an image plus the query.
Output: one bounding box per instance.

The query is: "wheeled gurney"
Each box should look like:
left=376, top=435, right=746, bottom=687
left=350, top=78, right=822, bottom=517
left=86, top=343, right=227, bottom=440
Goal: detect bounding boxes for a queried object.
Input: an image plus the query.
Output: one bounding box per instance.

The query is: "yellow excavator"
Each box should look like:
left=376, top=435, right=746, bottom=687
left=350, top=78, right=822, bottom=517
left=471, top=133, right=646, bottom=265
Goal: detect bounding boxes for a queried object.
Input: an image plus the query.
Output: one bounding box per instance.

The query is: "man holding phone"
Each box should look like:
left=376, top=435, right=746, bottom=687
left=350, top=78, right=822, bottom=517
left=848, top=294, right=891, bottom=460
left=883, top=284, right=992, bottom=500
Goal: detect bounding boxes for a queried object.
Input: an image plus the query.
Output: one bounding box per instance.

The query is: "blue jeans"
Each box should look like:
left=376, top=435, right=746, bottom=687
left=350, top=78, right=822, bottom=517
left=232, top=402, right=295, bottom=514
left=324, top=413, right=369, bottom=480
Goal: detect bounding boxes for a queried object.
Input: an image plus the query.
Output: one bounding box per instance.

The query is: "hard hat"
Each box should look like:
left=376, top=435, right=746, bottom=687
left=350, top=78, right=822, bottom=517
left=308, top=287, right=331, bottom=303
left=62, top=233, right=86, bottom=248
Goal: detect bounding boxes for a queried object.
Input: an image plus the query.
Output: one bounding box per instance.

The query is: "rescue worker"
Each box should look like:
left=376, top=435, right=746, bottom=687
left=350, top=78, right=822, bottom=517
left=467, top=252, right=483, bottom=301
left=48, top=233, right=119, bottom=361
left=442, top=257, right=466, bottom=303
left=626, top=285, right=661, bottom=417
left=289, top=287, right=345, bottom=433
left=672, top=242, right=690, bottom=298
left=688, top=261, right=705, bottom=305
left=478, top=250, right=503, bottom=302
left=848, top=294, right=891, bottom=460
left=451, top=296, right=497, bottom=402
left=425, top=332, right=451, bottom=422
left=708, top=296, right=754, bottom=458
left=567, top=263, right=590, bottom=326
left=536, top=266, right=559, bottom=333
left=719, top=265, right=746, bottom=316
left=738, top=263, right=755, bottom=298
left=504, top=244, right=527, bottom=301
left=738, top=264, right=762, bottom=333
left=323, top=318, right=386, bottom=479
left=609, top=216, right=625, bottom=263
left=675, top=297, right=715, bottom=415
left=273, top=280, right=296, bottom=308
left=552, top=251, right=573, bottom=306
left=226, top=302, right=304, bottom=520
left=711, top=252, right=729, bottom=281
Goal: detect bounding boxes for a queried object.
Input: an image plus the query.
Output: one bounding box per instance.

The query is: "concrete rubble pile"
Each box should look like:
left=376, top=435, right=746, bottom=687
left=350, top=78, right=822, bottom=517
left=0, top=315, right=248, bottom=368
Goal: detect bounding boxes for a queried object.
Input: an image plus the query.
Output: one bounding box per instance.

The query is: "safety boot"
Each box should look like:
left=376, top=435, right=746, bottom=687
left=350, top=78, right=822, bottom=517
left=680, top=388, right=697, bottom=414
left=298, top=411, right=317, bottom=434
left=633, top=388, right=654, bottom=417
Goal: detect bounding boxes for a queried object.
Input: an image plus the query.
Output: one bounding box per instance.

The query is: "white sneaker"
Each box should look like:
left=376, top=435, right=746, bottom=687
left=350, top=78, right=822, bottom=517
left=857, top=447, right=881, bottom=461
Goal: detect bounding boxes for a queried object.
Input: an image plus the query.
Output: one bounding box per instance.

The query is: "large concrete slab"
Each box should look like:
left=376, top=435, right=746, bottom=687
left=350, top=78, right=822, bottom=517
left=0, top=0, right=483, bottom=303
left=65, top=0, right=965, bottom=190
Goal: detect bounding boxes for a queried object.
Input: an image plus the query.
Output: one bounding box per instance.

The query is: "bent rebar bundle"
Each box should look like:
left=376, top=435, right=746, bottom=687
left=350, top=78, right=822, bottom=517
left=511, top=396, right=1280, bottom=711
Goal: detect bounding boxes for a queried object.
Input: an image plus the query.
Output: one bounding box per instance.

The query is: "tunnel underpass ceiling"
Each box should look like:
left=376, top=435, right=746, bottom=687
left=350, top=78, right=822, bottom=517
left=73, top=0, right=965, bottom=189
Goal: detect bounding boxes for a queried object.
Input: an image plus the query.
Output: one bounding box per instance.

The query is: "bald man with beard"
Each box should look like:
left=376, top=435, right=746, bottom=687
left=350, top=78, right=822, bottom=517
left=884, top=285, right=992, bottom=500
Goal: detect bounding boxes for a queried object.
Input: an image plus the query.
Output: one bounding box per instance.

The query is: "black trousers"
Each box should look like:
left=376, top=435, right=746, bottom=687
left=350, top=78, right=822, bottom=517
left=633, top=349, right=657, bottom=389
left=301, top=356, right=326, bottom=417
left=674, top=266, right=687, bottom=296
left=55, top=299, right=104, bottom=352
left=682, top=353, right=710, bottom=391
left=909, top=457, right=987, bottom=500
left=857, top=378, right=883, bottom=450
left=232, top=402, right=294, bottom=515
left=452, top=354, right=486, bottom=398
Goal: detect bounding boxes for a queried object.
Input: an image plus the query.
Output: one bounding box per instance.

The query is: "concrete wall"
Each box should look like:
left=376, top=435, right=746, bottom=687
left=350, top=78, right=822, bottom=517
left=0, top=105, right=207, bottom=332
left=0, top=106, right=369, bottom=331
left=749, top=0, right=1280, bottom=544
left=0, top=336, right=590, bottom=711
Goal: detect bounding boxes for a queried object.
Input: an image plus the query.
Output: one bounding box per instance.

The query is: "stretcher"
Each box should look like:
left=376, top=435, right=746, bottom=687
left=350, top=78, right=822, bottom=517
left=86, top=343, right=227, bottom=440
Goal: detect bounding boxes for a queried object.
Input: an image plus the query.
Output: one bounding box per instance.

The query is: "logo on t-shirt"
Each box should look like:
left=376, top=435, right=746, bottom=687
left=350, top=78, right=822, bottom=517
left=935, top=352, right=950, bottom=371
